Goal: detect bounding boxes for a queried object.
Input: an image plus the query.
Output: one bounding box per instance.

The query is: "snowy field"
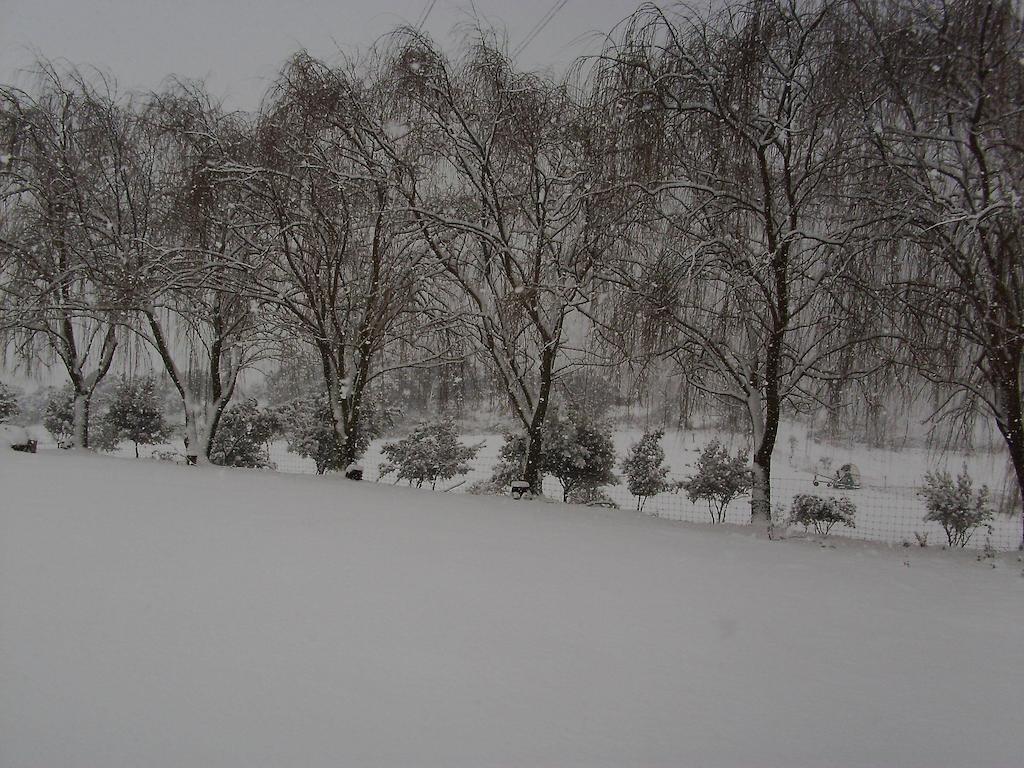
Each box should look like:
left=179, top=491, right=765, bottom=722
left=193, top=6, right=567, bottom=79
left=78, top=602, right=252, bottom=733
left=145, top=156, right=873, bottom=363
left=2, top=448, right=1022, bottom=767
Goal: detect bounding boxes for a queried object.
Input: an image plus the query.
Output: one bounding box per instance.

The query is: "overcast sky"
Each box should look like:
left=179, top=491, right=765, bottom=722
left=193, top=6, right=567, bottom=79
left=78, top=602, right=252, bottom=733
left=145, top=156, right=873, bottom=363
left=0, top=0, right=647, bottom=110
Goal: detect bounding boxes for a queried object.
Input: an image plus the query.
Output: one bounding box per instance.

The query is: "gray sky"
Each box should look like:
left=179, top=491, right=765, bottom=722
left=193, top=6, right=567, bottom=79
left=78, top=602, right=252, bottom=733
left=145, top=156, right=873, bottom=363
left=0, top=0, right=645, bottom=109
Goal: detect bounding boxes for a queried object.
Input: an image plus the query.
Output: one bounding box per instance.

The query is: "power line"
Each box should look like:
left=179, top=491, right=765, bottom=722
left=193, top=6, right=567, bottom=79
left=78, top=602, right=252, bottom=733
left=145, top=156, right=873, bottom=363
left=512, top=0, right=570, bottom=60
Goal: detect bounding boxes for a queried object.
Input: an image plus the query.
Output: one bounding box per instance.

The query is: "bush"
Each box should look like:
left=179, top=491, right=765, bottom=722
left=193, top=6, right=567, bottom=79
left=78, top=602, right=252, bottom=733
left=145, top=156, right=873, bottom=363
left=43, top=386, right=118, bottom=450
left=621, top=429, right=671, bottom=511
left=278, top=395, right=344, bottom=474
left=566, top=485, right=619, bottom=508
left=209, top=399, right=281, bottom=468
left=43, top=388, right=75, bottom=444
left=789, top=494, right=856, bottom=536
left=918, top=467, right=994, bottom=547
left=682, top=440, right=752, bottom=523
left=279, top=391, right=396, bottom=474
left=478, top=412, right=618, bottom=502
left=0, top=381, right=19, bottom=422
left=378, top=420, right=482, bottom=489
left=100, top=376, right=173, bottom=457
left=544, top=414, right=618, bottom=502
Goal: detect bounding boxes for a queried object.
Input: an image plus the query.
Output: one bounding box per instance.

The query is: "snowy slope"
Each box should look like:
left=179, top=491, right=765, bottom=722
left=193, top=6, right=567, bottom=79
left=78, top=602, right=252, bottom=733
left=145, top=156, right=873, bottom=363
left=1, top=449, right=1021, bottom=767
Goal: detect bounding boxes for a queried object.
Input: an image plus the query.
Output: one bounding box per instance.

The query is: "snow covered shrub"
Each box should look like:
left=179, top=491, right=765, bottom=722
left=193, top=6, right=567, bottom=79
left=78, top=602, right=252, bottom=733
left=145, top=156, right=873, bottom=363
left=43, top=388, right=75, bottom=444
left=100, top=377, right=173, bottom=457
left=469, top=432, right=529, bottom=495
left=543, top=414, right=618, bottom=503
left=682, top=440, right=752, bottom=523
left=209, top=399, right=281, bottom=468
left=566, top=484, right=619, bottom=508
left=918, top=467, right=994, bottom=547
left=153, top=448, right=184, bottom=463
left=621, top=429, right=671, bottom=511
left=43, top=386, right=118, bottom=450
left=377, top=420, right=482, bottom=489
left=475, top=412, right=618, bottom=501
left=789, top=494, right=856, bottom=536
left=0, top=380, right=19, bottom=422
left=278, top=394, right=344, bottom=474
left=279, top=392, right=395, bottom=474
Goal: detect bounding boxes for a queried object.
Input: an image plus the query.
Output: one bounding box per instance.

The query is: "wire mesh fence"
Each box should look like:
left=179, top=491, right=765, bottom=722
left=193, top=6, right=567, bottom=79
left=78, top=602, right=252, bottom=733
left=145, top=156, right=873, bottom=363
left=267, top=437, right=1023, bottom=553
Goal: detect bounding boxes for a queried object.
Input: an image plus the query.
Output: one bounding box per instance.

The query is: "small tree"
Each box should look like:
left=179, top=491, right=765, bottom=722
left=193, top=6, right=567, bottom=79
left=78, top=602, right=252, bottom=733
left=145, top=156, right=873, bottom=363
left=919, top=467, right=994, bottom=548
left=280, top=392, right=393, bottom=474
left=470, top=432, right=531, bottom=495
left=279, top=395, right=344, bottom=474
left=683, top=440, right=752, bottom=523
left=43, top=388, right=75, bottom=445
left=476, top=413, right=618, bottom=502
left=101, top=377, right=173, bottom=457
left=209, top=399, right=281, bottom=469
left=0, top=381, right=19, bottom=422
left=789, top=494, right=857, bottom=536
left=541, top=414, right=618, bottom=503
left=621, top=430, right=671, bottom=511
left=44, top=386, right=118, bottom=451
left=378, top=421, right=482, bottom=489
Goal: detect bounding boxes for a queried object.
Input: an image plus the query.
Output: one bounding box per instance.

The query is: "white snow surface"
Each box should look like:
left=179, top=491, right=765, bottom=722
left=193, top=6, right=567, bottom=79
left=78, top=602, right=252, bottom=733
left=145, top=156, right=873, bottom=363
left=1, top=449, right=1022, bottom=768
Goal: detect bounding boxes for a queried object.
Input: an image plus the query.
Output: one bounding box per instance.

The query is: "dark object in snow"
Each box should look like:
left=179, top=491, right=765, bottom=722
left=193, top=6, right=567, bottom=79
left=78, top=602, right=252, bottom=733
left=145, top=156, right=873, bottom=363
left=3, top=424, right=36, bottom=453
left=510, top=480, right=532, bottom=500
left=814, top=463, right=861, bottom=490
left=185, top=455, right=198, bottom=466
left=345, top=462, right=364, bottom=481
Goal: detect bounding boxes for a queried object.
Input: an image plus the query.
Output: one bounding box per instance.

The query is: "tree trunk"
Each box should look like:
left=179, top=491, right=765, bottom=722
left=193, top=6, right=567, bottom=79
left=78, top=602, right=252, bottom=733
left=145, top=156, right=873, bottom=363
left=748, top=387, right=777, bottom=536
left=71, top=390, right=90, bottom=449
left=182, top=399, right=209, bottom=465
left=992, top=372, right=1024, bottom=548
left=341, top=395, right=363, bottom=469
left=522, top=347, right=556, bottom=495
left=523, top=422, right=545, bottom=496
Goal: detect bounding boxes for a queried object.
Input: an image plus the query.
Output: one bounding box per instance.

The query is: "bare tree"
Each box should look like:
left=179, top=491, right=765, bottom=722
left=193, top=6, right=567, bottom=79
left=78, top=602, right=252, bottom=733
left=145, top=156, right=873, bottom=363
left=236, top=53, right=449, bottom=465
left=599, top=0, right=879, bottom=529
left=390, top=31, right=619, bottom=492
left=137, top=83, right=260, bottom=463
left=0, top=66, right=143, bottom=446
left=857, top=0, right=1024, bottom=539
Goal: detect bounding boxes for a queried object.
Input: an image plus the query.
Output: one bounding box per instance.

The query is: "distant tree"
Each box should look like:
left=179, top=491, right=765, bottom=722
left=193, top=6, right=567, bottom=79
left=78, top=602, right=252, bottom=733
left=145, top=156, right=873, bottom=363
left=378, top=420, right=482, bottom=489
left=919, top=467, right=994, bottom=548
left=101, top=376, right=173, bottom=457
left=208, top=399, right=281, bottom=469
left=621, top=430, right=671, bottom=511
left=683, top=440, right=752, bottom=524
left=0, top=381, right=18, bottom=422
left=789, top=494, right=856, bottom=536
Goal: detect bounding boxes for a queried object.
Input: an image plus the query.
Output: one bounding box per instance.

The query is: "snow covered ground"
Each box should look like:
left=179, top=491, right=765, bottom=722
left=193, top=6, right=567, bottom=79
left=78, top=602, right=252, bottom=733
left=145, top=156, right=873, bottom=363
left=2, top=448, right=1022, bottom=767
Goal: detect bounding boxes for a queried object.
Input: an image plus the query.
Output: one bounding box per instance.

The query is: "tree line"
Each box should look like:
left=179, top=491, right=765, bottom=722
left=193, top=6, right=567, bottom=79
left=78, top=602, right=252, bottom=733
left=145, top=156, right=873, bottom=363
left=1, top=0, right=1021, bottom=537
